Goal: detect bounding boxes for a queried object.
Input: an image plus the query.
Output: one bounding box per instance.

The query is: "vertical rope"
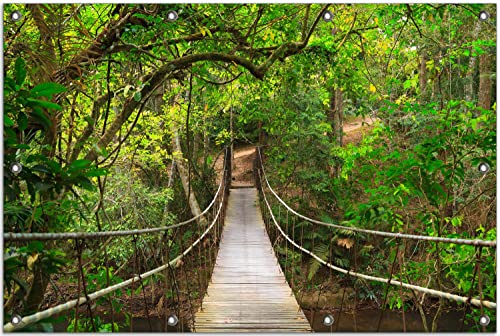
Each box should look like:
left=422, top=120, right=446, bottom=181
left=96, top=176, right=115, bottom=331
left=311, top=283, right=324, bottom=329
left=178, top=229, right=195, bottom=330
left=376, top=244, right=399, bottom=331
left=76, top=239, right=96, bottom=331
left=213, top=198, right=218, bottom=268
left=352, top=244, right=358, bottom=331
left=133, top=236, right=153, bottom=331
left=476, top=247, right=486, bottom=332
left=285, top=210, right=289, bottom=282
left=73, top=241, right=82, bottom=332
left=168, top=228, right=182, bottom=332
left=163, top=231, right=171, bottom=332
left=328, top=233, right=334, bottom=285
left=130, top=237, right=136, bottom=332
left=204, top=224, right=210, bottom=292
left=168, top=262, right=182, bottom=332
left=335, top=275, right=348, bottom=332
left=169, top=227, right=183, bottom=332
left=328, top=232, right=334, bottom=329
left=398, top=240, right=407, bottom=332
left=310, top=223, right=317, bottom=323
left=196, top=209, right=204, bottom=311
left=298, top=222, right=305, bottom=311
left=277, top=202, right=282, bottom=268
left=291, top=215, right=296, bottom=294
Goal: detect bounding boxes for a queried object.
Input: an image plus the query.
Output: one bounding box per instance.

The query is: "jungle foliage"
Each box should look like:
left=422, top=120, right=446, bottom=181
left=3, top=3, right=496, bottom=332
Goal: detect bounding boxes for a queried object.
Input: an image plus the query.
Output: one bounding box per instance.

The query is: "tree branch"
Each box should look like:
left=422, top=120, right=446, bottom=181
left=195, top=72, right=243, bottom=85
left=406, top=5, right=423, bottom=38
left=301, top=5, right=311, bottom=39
left=83, top=7, right=327, bottom=162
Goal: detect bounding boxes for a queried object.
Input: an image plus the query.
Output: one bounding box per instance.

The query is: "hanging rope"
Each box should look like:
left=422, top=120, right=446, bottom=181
left=257, top=147, right=495, bottom=247
left=3, top=168, right=228, bottom=332
left=257, top=168, right=497, bottom=310
left=4, top=166, right=225, bottom=242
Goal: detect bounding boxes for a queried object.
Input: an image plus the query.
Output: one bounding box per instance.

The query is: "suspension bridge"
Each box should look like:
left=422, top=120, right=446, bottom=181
left=3, top=147, right=497, bottom=332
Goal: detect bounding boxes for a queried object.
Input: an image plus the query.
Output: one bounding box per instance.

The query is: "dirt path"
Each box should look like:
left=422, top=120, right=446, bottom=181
left=231, top=144, right=256, bottom=187
left=215, top=116, right=377, bottom=186
left=343, top=115, right=378, bottom=145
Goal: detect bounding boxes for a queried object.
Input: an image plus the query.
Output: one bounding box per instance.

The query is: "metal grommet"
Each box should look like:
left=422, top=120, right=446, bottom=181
left=10, top=10, right=22, bottom=22
left=166, top=10, right=178, bottom=22
left=11, top=314, right=22, bottom=325
left=167, top=314, right=178, bottom=326
left=323, top=314, right=334, bottom=326
left=478, top=162, right=490, bottom=174
left=479, top=314, right=490, bottom=327
left=323, top=10, right=334, bottom=22
left=478, top=10, right=490, bottom=22
left=10, top=162, right=22, bottom=175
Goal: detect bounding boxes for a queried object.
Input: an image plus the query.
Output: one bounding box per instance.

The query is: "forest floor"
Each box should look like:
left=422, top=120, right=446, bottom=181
left=343, top=115, right=378, bottom=145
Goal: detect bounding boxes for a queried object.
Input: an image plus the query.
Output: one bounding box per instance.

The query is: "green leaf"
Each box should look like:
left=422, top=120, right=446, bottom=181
left=86, top=168, right=109, bottom=177
left=10, top=144, right=30, bottom=150
left=30, top=82, right=67, bottom=97
left=34, top=181, right=53, bottom=192
left=26, top=98, right=62, bottom=111
left=77, top=176, right=95, bottom=191
left=18, top=112, right=28, bottom=131
left=40, top=323, right=54, bottom=332
left=68, top=159, right=91, bottom=170
left=134, top=91, right=142, bottom=102
left=32, top=108, right=52, bottom=128
left=10, top=274, right=30, bottom=295
left=4, top=115, right=15, bottom=127
left=15, top=58, right=26, bottom=86
left=46, top=160, right=62, bottom=173
left=4, top=77, right=16, bottom=92
left=31, top=164, right=52, bottom=174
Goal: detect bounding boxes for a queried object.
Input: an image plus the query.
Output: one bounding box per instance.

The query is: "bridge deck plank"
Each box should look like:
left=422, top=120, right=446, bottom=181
left=194, top=188, right=311, bottom=332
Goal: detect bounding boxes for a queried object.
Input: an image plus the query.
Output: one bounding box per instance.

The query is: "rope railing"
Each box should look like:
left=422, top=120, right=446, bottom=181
left=256, top=147, right=496, bottom=247
left=4, top=156, right=225, bottom=242
left=3, top=168, right=229, bottom=332
left=258, top=168, right=497, bottom=310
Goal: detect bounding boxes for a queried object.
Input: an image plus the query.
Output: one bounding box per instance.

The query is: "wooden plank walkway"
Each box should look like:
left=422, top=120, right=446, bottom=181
left=194, top=188, right=311, bottom=332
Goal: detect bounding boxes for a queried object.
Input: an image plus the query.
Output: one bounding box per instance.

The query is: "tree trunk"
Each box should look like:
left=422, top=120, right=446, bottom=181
left=24, top=260, right=50, bottom=314
left=172, top=128, right=208, bottom=226
left=419, top=52, right=428, bottom=102
left=160, top=162, right=176, bottom=226
left=478, top=52, right=492, bottom=110
left=203, top=131, right=210, bottom=162
left=258, top=120, right=264, bottom=145
left=465, top=21, right=481, bottom=102
left=335, top=88, right=343, bottom=146
left=328, top=87, right=344, bottom=146
left=230, top=107, right=235, bottom=170
left=193, top=133, right=200, bottom=157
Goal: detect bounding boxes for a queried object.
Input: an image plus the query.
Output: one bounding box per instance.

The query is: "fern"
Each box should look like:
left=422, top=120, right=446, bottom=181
left=307, top=242, right=330, bottom=280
